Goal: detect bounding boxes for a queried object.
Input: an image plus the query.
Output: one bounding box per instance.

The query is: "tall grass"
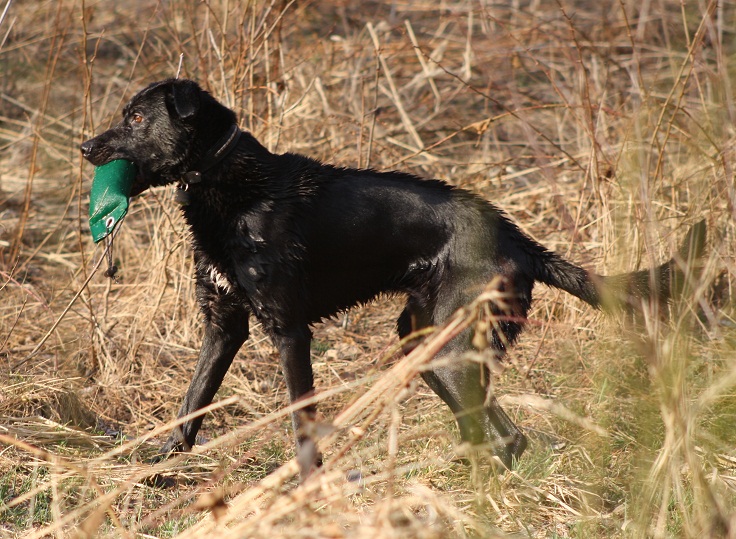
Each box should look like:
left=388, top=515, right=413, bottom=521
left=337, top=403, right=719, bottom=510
left=1, top=1, right=734, bottom=537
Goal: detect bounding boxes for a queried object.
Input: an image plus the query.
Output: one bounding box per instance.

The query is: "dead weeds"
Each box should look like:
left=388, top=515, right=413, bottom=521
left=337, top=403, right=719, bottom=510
left=1, top=0, right=735, bottom=537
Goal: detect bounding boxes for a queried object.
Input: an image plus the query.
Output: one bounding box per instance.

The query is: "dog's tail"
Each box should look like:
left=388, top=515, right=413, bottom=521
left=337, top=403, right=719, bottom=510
left=525, top=220, right=706, bottom=310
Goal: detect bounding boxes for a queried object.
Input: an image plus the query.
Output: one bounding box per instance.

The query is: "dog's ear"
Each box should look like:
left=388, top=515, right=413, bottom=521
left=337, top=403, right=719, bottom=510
left=170, top=79, right=200, bottom=119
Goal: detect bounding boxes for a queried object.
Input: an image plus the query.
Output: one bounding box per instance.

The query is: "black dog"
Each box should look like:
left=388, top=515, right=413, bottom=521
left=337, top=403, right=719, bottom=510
left=81, top=78, right=705, bottom=472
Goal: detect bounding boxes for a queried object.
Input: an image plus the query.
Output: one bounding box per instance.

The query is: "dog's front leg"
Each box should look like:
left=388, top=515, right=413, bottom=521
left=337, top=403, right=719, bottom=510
left=271, top=327, right=320, bottom=477
left=159, top=292, right=249, bottom=457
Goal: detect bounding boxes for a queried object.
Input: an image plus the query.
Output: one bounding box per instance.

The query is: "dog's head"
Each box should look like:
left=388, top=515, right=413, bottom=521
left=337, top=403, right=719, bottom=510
left=81, top=79, right=237, bottom=196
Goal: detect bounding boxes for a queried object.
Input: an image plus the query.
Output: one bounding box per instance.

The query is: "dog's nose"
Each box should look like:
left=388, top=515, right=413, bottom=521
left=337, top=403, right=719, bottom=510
left=80, top=140, right=93, bottom=158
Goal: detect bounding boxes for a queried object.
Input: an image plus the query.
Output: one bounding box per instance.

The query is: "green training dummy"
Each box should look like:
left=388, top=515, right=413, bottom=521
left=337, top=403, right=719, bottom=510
left=88, top=159, right=135, bottom=243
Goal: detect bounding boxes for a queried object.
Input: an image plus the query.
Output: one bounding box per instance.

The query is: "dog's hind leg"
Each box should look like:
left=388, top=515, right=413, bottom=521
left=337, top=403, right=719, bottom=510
left=397, top=299, right=433, bottom=355
left=159, top=287, right=249, bottom=457
left=397, top=299, right=527, bottom=469
left=421, top=359, right=526, bottom=469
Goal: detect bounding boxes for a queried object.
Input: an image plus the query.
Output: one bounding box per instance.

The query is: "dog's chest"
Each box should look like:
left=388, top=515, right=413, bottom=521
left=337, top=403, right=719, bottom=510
left=188, top=199, right=311, bottom=330
left=203, top=262, right=236, bottom=294
left=194, top=234, right=266, bottom=295
left=190, top=207, right=283, bottom=296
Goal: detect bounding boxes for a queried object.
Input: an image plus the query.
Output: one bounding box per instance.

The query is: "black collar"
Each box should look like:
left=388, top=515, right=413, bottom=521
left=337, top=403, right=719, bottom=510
left=181, top=124, right=242, bottom=186
left=177, top=124, right=241, bottom=205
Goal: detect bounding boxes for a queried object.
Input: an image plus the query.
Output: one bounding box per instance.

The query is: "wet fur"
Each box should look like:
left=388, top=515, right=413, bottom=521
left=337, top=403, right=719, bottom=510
left=81, top=79, right=706, bottom=473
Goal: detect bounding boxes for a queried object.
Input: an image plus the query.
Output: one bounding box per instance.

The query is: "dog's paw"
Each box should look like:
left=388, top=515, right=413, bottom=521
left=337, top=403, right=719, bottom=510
left=148, top=451, right=168, bottom=465
left=157, top=434, right=192, bottom=457
left=296, top=437, right=323, bottom=480
left=148, top=437, right=185, bottom=465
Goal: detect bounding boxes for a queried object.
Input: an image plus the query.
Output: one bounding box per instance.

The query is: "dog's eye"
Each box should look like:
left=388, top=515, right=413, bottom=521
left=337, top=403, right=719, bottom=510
left=131, top=114, right=144, bottom=124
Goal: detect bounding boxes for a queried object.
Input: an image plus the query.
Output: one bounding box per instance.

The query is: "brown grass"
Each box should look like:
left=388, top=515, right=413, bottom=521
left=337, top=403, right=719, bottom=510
left=1, top=0, right=735, bottom=537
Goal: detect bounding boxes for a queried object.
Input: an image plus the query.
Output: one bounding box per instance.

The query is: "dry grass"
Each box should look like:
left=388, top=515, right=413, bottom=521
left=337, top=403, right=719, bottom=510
left=1, top=0, right=735, bottom=537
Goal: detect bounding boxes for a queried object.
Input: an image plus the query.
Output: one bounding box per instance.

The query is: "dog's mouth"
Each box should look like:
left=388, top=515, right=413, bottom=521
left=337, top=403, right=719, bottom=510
left=99, top=157, right=149, bottom=197
left=84, top=150, right=175, bottom=198
left=94, top=158, right=148, bottom=197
